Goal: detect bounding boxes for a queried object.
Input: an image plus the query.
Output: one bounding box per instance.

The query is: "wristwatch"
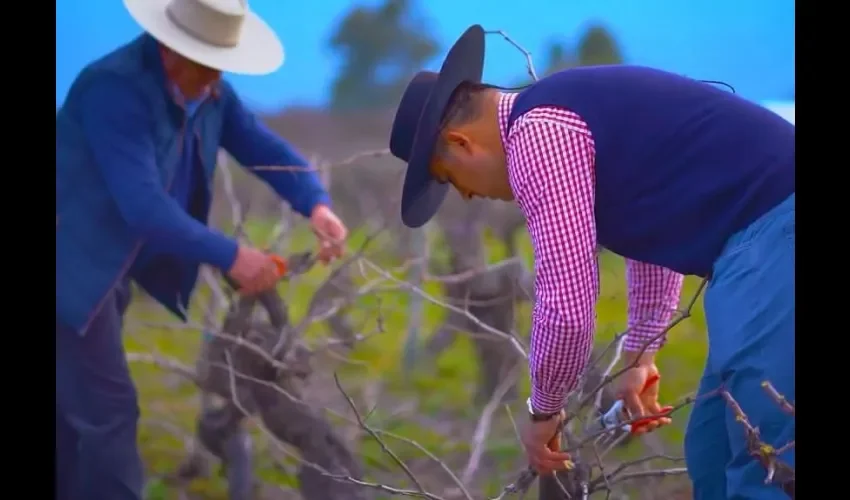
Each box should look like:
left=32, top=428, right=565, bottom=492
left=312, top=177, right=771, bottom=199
left=526, top=397, right=560, bottom=422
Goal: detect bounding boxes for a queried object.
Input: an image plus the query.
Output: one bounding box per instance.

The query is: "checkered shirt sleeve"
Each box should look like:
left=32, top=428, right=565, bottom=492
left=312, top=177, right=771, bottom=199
left=500, top=95, right=684, bottom=414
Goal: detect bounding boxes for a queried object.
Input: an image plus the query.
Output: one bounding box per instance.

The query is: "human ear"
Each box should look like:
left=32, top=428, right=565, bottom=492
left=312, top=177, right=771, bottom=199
left=444, top=130, right=474, bottom=155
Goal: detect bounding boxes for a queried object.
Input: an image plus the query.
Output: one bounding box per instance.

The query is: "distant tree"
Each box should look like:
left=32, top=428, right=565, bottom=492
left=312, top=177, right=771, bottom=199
left=576, top=24, right=624, bottom=66
left=327, top=0, right=439, bottom=112
left=542, top=41, right=574, bottom=76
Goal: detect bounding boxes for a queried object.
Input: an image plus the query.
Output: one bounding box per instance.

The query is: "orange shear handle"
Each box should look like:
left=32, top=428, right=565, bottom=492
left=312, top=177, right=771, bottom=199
left=269, top=254, right=288, bottom=278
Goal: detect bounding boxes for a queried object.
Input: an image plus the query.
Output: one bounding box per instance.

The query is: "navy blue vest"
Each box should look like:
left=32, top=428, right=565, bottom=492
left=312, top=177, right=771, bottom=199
left=508, top=65, right=794, bottom=277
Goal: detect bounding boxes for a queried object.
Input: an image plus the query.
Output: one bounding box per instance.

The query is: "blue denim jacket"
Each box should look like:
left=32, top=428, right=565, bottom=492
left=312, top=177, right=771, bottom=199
left=56, top=34, right=330, bottom=334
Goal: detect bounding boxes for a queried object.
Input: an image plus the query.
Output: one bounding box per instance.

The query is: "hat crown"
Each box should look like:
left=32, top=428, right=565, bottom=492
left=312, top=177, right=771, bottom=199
left=166, top=0, right=247, bottom=49
left=390, top=71, right=439, bottom=163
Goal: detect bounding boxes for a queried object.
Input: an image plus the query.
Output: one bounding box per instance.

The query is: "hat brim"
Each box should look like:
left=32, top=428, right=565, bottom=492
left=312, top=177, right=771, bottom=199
left=400, top=25, right=485, bottom=228
left=124, top=0, right=284, bottom=76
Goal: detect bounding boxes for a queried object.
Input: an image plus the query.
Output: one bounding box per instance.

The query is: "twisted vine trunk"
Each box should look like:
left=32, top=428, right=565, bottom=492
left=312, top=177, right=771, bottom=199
left=183, top=283, right=370, bottom=500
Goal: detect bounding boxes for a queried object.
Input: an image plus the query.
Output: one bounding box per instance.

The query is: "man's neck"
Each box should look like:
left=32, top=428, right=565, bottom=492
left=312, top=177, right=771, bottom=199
left=477, top=90, right=509, bottom=162
left=172, top=83, right=209, bottom=105
left=158, top=44, right=212, bottom=103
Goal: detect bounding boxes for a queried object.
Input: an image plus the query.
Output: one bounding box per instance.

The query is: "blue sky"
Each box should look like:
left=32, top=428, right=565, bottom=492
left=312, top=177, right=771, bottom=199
left=56, top=0, right=795, bottom=113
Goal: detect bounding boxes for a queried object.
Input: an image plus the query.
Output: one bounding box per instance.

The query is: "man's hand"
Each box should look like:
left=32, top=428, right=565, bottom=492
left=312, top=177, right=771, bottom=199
left=521, top=410, right=572, bottom=475
left=310, top=205, right=347, bottom=265
left=227, top=246, right=281, bottom=295
left=616, top=354, right=673, bottom=435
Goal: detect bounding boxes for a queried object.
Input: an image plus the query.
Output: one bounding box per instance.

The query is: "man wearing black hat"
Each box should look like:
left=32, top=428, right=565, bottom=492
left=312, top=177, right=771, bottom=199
left=388, top=25, right=794, bottom=500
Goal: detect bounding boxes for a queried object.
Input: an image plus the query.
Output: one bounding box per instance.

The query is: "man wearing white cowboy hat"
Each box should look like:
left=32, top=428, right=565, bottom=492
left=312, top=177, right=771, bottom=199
left=389, top=25, right=794, bottom=499
left=55, top=1, right=348, bottom=498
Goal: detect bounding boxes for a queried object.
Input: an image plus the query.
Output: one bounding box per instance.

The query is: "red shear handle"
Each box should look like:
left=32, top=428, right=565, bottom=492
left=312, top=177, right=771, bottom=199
left=269, top=254, right=288, bottom=277
left=641, top=373, right=660, bottom=394
left=630, top=373, right=673, bottom=434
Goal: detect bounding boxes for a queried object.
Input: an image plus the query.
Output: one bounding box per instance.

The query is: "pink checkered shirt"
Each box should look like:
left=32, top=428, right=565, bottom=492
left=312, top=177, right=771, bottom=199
left=498, top=93, right=685, bottom=414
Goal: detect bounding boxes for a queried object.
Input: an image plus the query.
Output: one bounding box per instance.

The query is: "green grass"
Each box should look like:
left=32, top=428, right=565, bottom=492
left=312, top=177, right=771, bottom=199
left=125, top=219, right=708, bottom=499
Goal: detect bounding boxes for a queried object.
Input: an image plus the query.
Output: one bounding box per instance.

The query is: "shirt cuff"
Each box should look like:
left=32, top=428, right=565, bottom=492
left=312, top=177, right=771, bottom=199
left=199, top=230, right=239, bottom=272
left=294, top=191, right=332, bottom=219
left=623, top=333, right=665, bottom=352
left=530, top=385, right=566, bottom=415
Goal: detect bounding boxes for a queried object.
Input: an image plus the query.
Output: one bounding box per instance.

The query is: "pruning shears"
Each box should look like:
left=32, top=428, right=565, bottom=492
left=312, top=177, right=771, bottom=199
left=223, top=251, right=316, bottom=291
left=599, top=373, right=673, bottom=434
left=276, top=251, right=318, bottom=277
left=511, top=374, right=673, bottom=490
left=268, top=254, right=289, bottom=277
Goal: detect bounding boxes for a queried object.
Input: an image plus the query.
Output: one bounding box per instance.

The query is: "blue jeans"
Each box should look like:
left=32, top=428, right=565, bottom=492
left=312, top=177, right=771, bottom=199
left=685, top=193, right=795, bottom=499
left=56, top=282, right=144, bottom=500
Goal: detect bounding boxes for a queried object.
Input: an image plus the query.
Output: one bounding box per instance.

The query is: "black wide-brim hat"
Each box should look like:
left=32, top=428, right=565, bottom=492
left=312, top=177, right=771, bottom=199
left=389, top=25, right=486, bottom=228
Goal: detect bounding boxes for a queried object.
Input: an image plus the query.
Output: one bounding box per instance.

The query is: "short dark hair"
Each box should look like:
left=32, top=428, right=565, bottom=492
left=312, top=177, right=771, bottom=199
left=439, top=81, right=494, bottom=129
left=434, top=82, right=494, bottom=157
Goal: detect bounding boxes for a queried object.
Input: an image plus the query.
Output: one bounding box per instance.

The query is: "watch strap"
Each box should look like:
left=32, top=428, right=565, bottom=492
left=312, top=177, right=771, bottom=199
left=526, top=397, right=560, bottom=421
left=530, top=411, right=559, bottom=422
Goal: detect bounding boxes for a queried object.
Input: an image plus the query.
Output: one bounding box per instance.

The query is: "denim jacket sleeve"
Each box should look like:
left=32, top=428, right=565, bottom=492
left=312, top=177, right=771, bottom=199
left=79, top=76, right=239, bottom=272
left=219, top=84, right=331, bottom=218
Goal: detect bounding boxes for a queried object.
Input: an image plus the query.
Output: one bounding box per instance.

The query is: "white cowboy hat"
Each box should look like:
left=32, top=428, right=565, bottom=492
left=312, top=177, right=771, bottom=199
left=123, top=0, right=284, bottom=75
